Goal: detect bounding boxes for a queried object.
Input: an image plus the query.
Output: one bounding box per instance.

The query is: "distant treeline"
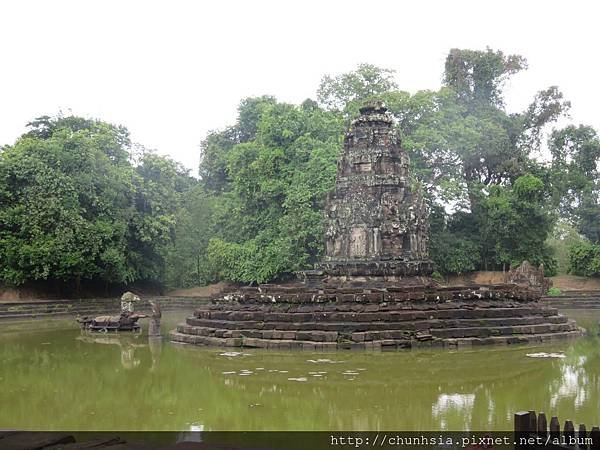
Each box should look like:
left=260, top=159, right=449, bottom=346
left=1, top=48, right=599, bottom=292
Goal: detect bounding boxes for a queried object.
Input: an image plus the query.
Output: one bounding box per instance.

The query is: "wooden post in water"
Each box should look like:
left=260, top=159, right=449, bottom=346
left=564, top=420, right=575, bottom=447
left=529, top=410, right=537, bottom=434
left=550, top=416, right=561, bottom=441
left=591, top=427, right=600, bottom=450
left=578, top=424, right=587, bottom=450
left=515, top=412, right=532, bottom=450
left=514, top=410, right=600, bottom=450
left=538, top=413, right=548, bottom=438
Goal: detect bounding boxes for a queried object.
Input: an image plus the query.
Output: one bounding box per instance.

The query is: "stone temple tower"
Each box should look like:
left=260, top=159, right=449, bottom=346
left=319, top=102, right=433, bottom=277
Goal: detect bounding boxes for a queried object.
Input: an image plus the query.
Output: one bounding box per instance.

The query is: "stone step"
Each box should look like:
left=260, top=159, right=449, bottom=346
left=193, top=306, right=560, bottom=323
left=546, top=298, right=600, bottom=302
left=444, top=329, right=583, bottom=347
left=430, top=322, right=577, bottom=339
left=0, top=308, right=70, bottom=316
left=429, top=315, right=569, bottom=328
left=545, top=305, right=600, bottom=310
left=0, top=297, right=207, bottom=309
left=0, top=304, right=199, bottom=320
left=176, top=317, right=577, bottom=343
left=545, top=290, right=600, bottom=297
left=170, top=327, right=583, bottom=350
left=170, top=330, right=413, bottom=350
left=185, top=312, right=566, bottom=333
left=542, top=291, right=600, bottom=309
left=0, top=312, right=81, bottom=321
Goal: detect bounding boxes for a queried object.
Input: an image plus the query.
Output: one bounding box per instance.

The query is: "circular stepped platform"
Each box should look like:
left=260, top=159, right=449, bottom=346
left=170, top=283, right=582, bottom=350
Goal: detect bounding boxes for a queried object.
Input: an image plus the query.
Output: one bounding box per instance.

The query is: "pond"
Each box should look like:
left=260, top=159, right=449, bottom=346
left=0, top=310, right=598, bottom=432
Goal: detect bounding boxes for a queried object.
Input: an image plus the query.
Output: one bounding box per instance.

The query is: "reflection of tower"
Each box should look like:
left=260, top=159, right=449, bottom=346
left=319, top=102, right=433, bottom=277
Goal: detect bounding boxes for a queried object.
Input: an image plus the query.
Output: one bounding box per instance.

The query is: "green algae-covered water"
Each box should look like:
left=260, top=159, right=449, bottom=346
left=0, top=310, right=598, bottom=432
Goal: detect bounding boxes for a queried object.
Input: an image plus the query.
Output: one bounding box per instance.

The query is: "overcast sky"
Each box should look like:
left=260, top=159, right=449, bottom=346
left=1, top=0, right=599, bottom=173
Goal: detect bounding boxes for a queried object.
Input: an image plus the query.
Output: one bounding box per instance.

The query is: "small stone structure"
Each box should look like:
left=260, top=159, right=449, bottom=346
left=170, top=103, right=581, bottom=349
left=505, top=261, right=552, bottom=295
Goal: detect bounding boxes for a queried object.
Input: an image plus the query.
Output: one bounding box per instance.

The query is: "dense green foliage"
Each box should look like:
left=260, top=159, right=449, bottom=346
left=569, top=242, right=600, bottom=277
left=0, top=116, right=192, bottom=290
left=1, top=48, right=599, bottom=291
left=185, top=48, right=595, bottom=282
left=547, top=123, right=600, bottom=276
left=167, top=97, right=343, bottom=285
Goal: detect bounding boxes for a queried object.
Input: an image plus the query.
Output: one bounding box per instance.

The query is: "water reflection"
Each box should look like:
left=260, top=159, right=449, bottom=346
left=0, top=310, right=599, bottom=431
left=550, top=357, right=589, bottom=409
left=148, top=336, right=162, bottom=372
left=432, top=394, right=475, bottom=430
left=77, top=333, right=147, bottom=369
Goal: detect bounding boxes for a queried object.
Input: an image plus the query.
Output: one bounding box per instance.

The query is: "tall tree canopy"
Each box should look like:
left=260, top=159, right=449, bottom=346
left=0, top=115, right=193, bottom=291
left=2, top=48, right=598, bottom=291
left=175, top=98, right=344, bottom=285
left=170, top=49, right=581, bottom=284
left=313, top=49, right=570, bottom=275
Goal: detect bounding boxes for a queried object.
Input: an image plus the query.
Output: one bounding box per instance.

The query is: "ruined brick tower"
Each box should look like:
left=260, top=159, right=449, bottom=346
left=320, top=102, right=433, bottom=277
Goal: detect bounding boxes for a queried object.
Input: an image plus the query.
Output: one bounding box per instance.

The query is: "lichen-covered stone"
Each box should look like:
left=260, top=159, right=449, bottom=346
left=505, top=260, right=552, bottom=294
left=320, top=102, right=432, bottom=277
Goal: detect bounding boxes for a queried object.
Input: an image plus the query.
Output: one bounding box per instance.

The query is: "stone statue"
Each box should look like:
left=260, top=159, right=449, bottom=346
left=120, top=291, right=141, bottom=313
left=148, top=298, right=162, bottom=337
left=77, top=291, right=146, bottom=332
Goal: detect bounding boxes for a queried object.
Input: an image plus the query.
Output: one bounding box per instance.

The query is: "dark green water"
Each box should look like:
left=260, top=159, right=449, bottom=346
left=0, top=310, right=598, bottom=431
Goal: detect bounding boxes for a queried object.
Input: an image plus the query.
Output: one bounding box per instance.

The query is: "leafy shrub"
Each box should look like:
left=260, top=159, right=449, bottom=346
left=431, top=271, right=445, bottom=284
left=547, top=287, right=562, bottom=297
left=569, top=242, right=600, bottom=277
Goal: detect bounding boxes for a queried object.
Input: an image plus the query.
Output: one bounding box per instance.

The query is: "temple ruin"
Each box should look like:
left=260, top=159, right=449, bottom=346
left=320, top=102, right=432, bottom=278
left=170, top=103, right=581, bottom=350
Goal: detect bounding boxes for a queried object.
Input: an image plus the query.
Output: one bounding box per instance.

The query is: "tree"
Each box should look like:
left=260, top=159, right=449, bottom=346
left=317, top=63, right=398, bottom=112
left=184, top=51, right=579, bottom=283
left=569, top=242, right=600, bottom=277
left=549, top=125, right=600, bottom=242
left=546, top=220, right=587, bottom=274
left=443, top=48, right=527, bottom=107
left=474, top=174, right=557, bottom=273
left=129, top=152, right=195, bottom=283
left=0, top=115, right=193, bottom=291
left=191, top=98, right=343, bottom=284
left=0, top=116, right=136, bottom=288
left=165, top=187, right=218, bottom=288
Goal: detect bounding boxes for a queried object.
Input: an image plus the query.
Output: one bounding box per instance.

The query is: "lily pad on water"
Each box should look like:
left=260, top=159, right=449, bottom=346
left=526, top=352, right=566, bottom=359
left=219, top=351, right=249, bottom=357
left=306, top=358, right=345, bottom=364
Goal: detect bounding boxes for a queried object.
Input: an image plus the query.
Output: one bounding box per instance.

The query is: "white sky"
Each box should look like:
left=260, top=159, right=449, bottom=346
left=1, top=0, right=599, bottom=174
